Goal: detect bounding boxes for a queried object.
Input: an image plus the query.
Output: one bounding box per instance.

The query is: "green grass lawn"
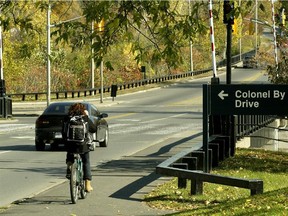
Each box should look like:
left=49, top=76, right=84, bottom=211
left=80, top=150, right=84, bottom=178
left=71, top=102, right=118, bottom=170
left=145, top=148, right=288, bottom=215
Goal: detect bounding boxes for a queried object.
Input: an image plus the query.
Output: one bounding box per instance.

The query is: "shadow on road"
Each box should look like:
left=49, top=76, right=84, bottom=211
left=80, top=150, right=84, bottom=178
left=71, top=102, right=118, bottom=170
left=95, top=132, right=202, bottom=201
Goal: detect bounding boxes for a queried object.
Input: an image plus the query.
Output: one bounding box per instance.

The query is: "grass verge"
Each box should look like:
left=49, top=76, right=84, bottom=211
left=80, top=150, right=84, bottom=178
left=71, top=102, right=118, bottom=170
left=145, top=148, right=288, bottom=215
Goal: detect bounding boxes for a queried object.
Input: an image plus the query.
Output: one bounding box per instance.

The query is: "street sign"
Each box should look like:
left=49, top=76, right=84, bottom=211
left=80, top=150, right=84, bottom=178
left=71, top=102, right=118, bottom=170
left=210, top=84, right=288, bottom=115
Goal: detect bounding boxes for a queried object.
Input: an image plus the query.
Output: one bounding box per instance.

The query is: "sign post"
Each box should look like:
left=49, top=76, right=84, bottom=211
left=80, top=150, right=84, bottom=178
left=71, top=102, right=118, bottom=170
left=202, top=84, right=288, bottom=173
left=203, top=84, right=210, bottom=172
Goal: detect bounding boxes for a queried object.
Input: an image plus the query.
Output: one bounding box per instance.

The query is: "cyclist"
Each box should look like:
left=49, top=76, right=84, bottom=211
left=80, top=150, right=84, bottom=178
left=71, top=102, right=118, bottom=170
left=62, top=103, right=96, bottom=192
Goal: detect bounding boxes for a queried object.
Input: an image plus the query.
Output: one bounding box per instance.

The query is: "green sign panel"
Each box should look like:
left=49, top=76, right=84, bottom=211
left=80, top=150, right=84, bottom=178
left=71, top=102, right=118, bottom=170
left=210, top=84, right=288, bottom=115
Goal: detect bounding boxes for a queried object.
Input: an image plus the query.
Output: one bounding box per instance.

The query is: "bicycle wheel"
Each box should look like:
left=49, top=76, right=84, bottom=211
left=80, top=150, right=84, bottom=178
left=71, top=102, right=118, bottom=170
left=80, top=178, right=87, bottom=199
left=70, top=162, right=79, bottom=204
left=79, top=159, right=87, bottom=199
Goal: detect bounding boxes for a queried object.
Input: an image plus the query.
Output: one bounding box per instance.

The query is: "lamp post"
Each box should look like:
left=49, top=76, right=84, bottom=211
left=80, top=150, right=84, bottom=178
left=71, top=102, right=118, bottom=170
left=255, top=0, right=258, bottom=57
left=188, top=0, right=193, bottom=72
left=46, top=3, right=85, bottom=106
left=97, top=19, right=105, bottom=103
left=100, top=60, right=104, bottom=103
left=0, top=6, right=6, bottom=99
left=47, top=3, right=51, bottom=106
left=91, top=21, right=95, bottom=95
left=0, top=8, right=3, bottom=83
left=271, top=0, right=278, bottom=71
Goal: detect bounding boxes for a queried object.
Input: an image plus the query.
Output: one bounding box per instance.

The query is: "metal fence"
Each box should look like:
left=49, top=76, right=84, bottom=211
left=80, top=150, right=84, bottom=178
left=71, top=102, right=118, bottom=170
left=156, top=114, right=273, bottom=196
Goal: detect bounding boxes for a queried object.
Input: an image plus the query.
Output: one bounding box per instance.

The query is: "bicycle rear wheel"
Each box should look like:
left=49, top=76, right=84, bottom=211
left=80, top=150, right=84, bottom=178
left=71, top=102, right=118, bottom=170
left=70, top=162, right=79, bottom=204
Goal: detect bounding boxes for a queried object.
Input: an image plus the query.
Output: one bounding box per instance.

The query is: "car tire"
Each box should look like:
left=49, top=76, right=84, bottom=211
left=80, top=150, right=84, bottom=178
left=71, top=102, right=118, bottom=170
left=35, top=140, right=46, bottom=151
left=50, top=143, right=58, bottom=151
left=99, top=130, right=108, bottom=147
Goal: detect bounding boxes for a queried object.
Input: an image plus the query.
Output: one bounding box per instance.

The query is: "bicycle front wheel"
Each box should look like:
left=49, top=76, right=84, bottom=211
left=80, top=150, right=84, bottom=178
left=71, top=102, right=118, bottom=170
left=70, top=162, right=79, bottom=204
left=80, top=179, right=87, bottom=199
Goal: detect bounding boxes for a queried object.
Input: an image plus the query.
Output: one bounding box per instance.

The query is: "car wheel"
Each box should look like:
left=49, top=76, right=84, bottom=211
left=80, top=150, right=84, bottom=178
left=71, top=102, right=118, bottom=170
left=99, top=130, right=108, bottom=147
left=50, top=143, right=58, bottom=151
left=35, top=140, right=46, bottom=151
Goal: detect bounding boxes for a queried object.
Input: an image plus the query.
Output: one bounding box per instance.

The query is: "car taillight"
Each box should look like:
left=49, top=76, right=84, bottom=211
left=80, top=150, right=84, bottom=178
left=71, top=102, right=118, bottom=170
left=36, top=118, right=50, bottom=127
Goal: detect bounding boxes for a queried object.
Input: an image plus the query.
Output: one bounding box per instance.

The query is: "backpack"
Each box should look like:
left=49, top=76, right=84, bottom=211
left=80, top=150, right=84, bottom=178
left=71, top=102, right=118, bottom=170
left=66, top=115, right=88, bottom=144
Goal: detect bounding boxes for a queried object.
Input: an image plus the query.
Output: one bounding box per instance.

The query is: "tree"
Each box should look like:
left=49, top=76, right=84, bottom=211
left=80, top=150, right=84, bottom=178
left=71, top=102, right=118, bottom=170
left=0, top=0, right=272, bottom=93
left=52, top=1, right=208, bottom=70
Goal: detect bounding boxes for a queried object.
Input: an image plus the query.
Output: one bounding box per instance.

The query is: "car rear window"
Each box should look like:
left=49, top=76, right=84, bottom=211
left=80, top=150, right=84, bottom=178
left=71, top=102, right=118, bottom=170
left=43, top=103, right=89, bottom=115
left=44, top=104, right=71, bottom=115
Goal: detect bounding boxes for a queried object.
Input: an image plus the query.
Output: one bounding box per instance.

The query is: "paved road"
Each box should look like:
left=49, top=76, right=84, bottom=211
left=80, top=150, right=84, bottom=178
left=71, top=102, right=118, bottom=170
left=0, top=67, right=271, bottom=215
left=0, top=80, right=205, bottom=215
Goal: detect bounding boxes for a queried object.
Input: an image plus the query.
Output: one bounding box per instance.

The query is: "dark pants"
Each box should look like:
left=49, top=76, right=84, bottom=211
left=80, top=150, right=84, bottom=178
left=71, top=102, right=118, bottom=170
left=66, top=151, right=92, bottom=181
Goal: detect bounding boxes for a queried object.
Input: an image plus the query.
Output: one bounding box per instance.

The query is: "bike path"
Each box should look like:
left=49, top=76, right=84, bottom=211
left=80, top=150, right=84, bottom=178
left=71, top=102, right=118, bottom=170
left=0, top=130, right=202, bottom=216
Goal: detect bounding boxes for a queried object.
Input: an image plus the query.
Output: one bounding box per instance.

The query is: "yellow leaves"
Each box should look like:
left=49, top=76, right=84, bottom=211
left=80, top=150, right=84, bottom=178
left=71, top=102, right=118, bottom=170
left=175, top=190, right=182, bottom=195
left=123, top=43, right=133, bottom=56
left=217, top=186, right=224, bottom=192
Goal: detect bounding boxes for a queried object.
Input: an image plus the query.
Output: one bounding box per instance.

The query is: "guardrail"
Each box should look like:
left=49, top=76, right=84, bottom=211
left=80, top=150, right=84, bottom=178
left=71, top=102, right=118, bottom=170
left=6, top=70, right=210, bottom=101
left=6, top=50, right=256, bottom=101
left=156, top=114, right=273, bottom=196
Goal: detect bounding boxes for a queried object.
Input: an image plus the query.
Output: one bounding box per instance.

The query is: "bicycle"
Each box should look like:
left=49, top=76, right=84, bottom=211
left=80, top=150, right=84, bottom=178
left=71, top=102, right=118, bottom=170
left=69, top=153, right=87, bottom=204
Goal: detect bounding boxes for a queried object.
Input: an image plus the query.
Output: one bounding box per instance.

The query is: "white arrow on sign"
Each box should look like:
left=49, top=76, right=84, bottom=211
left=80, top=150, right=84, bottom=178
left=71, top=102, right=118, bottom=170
left=218, top=90, right=229, bottom=100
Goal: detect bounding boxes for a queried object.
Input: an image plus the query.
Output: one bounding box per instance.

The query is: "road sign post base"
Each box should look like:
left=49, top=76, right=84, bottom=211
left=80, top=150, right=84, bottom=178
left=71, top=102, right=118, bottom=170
left=211, top=77, right=220, bottom=85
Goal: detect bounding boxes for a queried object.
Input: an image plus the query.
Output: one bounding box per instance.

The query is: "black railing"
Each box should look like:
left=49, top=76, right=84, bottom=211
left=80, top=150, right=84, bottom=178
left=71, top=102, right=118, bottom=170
left=156, top=114, right=274, bottom=196
left=6, top=50, right=256, bottom=101
left=6, top=70, right=210, bottom=101
left=235, top=115, right=275, bottom=139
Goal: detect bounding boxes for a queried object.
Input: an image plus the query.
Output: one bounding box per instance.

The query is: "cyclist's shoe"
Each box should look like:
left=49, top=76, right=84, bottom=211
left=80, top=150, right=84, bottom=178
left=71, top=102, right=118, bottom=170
left=85, top=180, right=93, bottom=192
left=66, top=162, right=73, bottom=179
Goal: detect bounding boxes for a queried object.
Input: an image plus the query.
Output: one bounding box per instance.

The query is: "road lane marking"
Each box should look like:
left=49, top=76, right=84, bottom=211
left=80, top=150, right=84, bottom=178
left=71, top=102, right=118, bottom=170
left=0, top=151, right=11, bottom=155
left=106, top=113, right=136, bottom=120
left=0, top=124, right=34, bottom=134
left=11, top=136, right=35, bottom=140
left=243, top=71, right=265, bottom=82
left=109, top=122, right=201, bottom=135
left=141, top=113, right=188, bottom=123
left=167, top=96, right=202, bottom=106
